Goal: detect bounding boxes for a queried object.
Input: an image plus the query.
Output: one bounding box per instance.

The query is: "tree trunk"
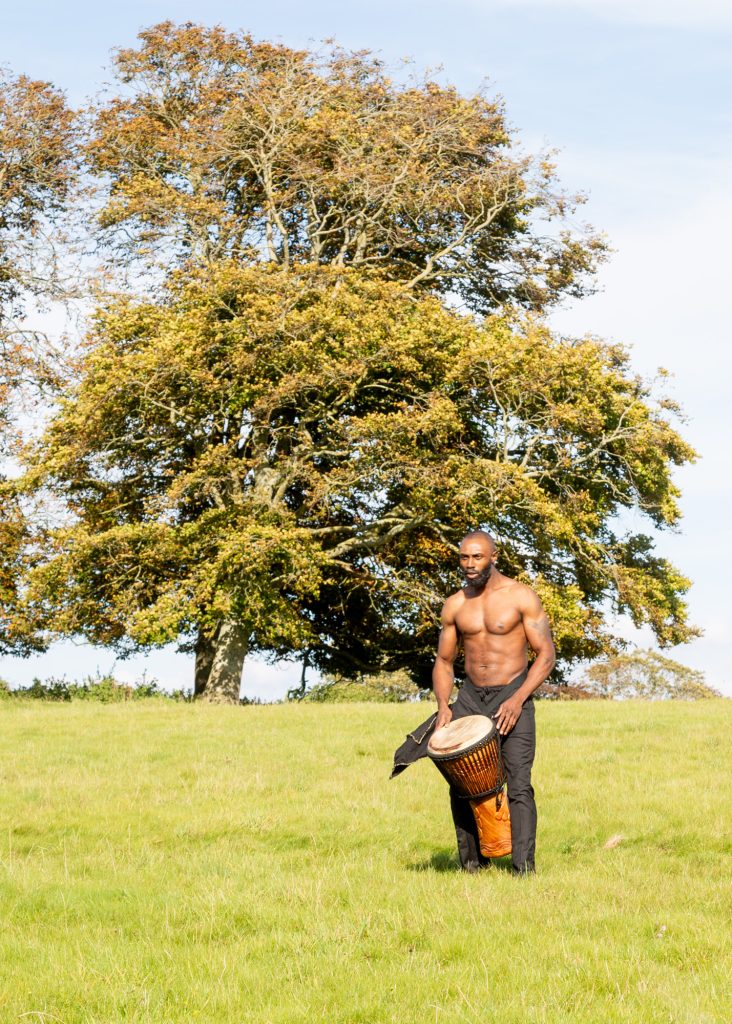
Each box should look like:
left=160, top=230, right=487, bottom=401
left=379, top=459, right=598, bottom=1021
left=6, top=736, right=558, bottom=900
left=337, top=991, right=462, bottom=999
left=286, top=649, right=309, bottom=701
left=194, top=620, right=248, bottom=703
left=194, top=628, right=217, bottom=698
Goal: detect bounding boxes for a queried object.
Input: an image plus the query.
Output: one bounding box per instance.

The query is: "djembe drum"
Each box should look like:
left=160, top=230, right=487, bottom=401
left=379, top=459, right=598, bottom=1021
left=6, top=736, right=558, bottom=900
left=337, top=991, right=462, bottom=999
left=427, top=715, right=512, bottom=859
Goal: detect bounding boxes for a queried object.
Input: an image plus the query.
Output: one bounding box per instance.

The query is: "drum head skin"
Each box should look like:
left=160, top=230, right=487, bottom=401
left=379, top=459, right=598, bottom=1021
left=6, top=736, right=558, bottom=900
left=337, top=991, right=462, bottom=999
left=428, top=714, right=495, bottom=755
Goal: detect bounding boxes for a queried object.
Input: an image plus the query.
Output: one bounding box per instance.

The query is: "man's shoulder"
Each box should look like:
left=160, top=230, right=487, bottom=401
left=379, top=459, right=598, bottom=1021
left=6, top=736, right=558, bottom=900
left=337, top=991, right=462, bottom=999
left=511, top=580, right=544, bottom=612
left=496, top=575, right=540, bottom=607
left=442, top=588, right=467, bottom=615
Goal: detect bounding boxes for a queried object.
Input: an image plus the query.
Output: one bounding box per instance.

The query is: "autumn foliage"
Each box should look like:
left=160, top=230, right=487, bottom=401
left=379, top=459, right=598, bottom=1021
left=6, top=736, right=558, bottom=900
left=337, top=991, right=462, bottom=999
left=86, top=22, right=605, bottom=310
left=0, top=69, right=76, bottom=655
left=19, top=265, right=697, bottom=694
left=0, top=24, right=699, bottom=699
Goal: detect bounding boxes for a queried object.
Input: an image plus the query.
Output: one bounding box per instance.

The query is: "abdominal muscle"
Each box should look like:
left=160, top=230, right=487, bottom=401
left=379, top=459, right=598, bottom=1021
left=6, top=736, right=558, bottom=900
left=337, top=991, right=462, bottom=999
left=462, top=630, right=529, bottom=687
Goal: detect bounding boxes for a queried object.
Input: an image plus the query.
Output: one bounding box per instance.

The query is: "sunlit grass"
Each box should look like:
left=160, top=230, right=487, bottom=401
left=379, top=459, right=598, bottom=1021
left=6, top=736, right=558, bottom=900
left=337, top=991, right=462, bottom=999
left=0, top=699, right=729, bottom=1023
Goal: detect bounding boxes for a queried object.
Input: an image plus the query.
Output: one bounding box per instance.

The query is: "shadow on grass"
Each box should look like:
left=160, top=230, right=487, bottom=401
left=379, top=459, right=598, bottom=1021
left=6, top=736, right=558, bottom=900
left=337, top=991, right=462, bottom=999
left=408, top=850, right=515, bottom=874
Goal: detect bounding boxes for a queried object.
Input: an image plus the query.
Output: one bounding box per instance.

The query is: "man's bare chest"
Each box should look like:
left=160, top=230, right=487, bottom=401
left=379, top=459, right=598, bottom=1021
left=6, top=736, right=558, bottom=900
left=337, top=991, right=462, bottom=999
left=455, top=596, right=523, bottom=639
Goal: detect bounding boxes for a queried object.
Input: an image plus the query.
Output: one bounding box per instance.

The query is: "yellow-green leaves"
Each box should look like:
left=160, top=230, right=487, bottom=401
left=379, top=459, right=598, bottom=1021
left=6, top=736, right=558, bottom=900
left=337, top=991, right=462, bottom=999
left=18, top=264, right=697, bottom=680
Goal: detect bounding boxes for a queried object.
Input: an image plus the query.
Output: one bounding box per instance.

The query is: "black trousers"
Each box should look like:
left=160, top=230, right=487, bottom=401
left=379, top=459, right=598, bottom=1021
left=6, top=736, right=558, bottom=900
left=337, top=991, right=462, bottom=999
left=448, top=675, right=537, bottom=873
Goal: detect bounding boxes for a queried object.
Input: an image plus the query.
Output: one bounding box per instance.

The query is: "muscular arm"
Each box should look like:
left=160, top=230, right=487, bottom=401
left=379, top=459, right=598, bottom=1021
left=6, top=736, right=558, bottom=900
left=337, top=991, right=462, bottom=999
left=432, top=598, right=460, bottom=730
left=494, top=588, right=556, bottom=735
left=515, top=589, right=556, bottom=705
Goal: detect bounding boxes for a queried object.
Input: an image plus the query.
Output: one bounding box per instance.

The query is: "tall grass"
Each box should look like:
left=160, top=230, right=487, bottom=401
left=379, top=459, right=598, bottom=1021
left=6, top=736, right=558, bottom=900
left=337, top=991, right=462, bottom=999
left=0, top=699, right=729, bottom=1023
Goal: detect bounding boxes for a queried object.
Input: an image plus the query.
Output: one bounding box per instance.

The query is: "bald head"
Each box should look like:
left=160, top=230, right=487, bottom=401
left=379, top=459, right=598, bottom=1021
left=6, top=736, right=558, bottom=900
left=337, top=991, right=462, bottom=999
left=460, top=530, right=496, bottom=553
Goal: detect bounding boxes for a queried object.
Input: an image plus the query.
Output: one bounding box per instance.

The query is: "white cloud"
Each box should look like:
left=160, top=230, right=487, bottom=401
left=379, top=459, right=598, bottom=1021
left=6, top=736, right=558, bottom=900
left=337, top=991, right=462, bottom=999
left=492, top=0, right=732, bottom=30
left=550, top=176, right=732, bottom=390
left=546, top=167, right=732, bottom=694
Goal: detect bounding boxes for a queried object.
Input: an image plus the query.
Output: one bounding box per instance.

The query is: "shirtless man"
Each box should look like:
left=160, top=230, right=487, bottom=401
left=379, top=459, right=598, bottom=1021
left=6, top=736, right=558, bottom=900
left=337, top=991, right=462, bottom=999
left=433, top=530, right=556, bottom=873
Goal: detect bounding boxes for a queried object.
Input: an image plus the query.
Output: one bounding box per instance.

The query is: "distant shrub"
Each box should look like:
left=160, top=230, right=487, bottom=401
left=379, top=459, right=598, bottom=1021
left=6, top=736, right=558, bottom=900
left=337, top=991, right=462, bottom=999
left=535, top=682, right=597, bottom=701
left=23, top=677, right=74, bottom=701
left=300, top=669, right=430, bottom=703
left=3, top=672, right=191, bottom=702
left=583, top=650, right=722, bottom=700
left=0, top=672, right=269, bottom=704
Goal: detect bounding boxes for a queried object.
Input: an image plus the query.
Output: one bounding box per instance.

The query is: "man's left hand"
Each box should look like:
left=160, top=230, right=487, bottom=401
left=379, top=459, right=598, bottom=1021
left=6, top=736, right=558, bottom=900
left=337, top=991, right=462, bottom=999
left=493, top=694, right=524, bottom=736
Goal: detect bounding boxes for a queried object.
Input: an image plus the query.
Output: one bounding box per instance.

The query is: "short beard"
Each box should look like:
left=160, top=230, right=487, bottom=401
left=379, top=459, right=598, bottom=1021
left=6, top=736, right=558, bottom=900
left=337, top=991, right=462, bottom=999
left=461, top=564, right=493, bottom=590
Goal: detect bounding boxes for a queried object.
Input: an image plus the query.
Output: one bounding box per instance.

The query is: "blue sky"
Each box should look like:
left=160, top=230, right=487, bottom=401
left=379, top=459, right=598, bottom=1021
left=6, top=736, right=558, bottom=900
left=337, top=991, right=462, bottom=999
left=2, top=0, right=730, bottom=696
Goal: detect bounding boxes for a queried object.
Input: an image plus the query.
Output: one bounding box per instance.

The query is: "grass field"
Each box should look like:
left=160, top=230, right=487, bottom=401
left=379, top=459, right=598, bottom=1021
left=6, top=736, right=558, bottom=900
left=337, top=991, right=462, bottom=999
left=0, top=698, right=730, bottom=1024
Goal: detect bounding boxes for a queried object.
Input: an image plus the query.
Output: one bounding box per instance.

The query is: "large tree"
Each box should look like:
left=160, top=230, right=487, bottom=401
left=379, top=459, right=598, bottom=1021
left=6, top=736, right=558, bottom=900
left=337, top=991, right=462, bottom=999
left=4, top=25, right=698, bottom=699
left=0, top=70, right=75, bottom=656
left=17, top=265, right=697, bottom=698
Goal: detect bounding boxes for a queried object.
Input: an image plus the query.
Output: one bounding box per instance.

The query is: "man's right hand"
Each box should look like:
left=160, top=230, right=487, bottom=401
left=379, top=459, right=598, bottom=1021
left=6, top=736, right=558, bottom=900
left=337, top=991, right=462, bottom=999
left=434, top=705, right=453, bottom=732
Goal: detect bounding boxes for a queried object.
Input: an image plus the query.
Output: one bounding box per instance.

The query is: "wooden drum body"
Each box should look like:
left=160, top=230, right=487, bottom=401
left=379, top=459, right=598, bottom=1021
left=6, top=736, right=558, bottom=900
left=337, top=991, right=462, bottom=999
left=428, top=715, right=512, bottom=859
left=427, top=715, right=505, bottom=800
